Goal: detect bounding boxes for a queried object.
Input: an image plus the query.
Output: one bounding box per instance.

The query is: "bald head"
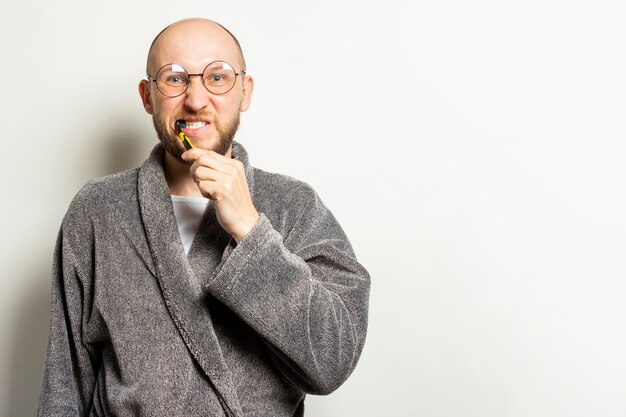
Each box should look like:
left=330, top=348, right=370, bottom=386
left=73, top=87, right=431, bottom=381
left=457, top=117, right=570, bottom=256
left=146, top=18, right=246, bottom=76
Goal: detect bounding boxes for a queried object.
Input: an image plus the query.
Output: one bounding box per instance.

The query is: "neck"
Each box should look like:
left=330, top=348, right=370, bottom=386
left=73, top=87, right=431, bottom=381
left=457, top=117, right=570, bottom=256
left=163, top=147, right=233, bottom=197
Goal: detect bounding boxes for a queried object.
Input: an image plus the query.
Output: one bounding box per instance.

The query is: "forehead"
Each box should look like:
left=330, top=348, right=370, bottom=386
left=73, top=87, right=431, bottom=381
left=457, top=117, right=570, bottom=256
left=149, top=20, right=242, bottom=73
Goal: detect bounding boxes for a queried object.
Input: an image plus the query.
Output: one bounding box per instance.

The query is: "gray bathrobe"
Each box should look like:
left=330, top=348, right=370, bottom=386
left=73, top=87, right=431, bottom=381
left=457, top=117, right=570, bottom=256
left=38, top=142, right=370, bottom=416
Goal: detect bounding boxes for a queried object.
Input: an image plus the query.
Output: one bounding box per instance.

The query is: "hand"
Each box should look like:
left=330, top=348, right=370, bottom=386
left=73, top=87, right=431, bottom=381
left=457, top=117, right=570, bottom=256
left=182, top=148, right=260, bottom=243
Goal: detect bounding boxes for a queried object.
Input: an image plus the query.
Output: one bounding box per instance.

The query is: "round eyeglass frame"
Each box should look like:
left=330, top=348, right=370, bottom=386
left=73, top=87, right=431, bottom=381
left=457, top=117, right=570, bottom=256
left=147, top=61, right=246, bottom=97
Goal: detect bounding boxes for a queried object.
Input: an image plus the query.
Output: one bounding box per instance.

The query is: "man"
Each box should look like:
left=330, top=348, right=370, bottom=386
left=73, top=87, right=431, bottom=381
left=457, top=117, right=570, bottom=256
left=38, top=18, right=370, bottom=416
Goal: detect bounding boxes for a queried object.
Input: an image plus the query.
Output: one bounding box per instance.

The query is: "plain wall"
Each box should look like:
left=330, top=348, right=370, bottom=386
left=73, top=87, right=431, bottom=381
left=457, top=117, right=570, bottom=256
left=1, top=1, right=625, bottom=416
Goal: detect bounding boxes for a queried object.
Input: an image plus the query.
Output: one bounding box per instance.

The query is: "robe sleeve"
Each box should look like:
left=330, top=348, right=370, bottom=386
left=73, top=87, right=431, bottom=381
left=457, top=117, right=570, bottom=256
left=38, top=228, right=100, bottom=416
left=206, top=184, right=370, bottom=395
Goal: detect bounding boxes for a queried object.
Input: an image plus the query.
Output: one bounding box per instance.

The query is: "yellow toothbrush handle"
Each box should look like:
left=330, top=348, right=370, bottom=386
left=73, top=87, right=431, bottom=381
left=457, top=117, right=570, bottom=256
left=178, top=132, right=194, bottom=150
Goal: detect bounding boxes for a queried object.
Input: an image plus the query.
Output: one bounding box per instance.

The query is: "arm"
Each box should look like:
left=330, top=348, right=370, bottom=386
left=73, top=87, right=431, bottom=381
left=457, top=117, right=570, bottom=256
left=182, top=148, right=370, bottom=394
left=38, top=229, right=100, bottom=416
left=207, top=185, right=370, bottom=395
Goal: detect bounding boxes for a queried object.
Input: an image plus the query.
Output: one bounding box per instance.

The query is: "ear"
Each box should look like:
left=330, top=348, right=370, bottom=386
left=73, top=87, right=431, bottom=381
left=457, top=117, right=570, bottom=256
left=239, top=75, right=254, bottom=112
left=138, top=79, right=154, bottom=115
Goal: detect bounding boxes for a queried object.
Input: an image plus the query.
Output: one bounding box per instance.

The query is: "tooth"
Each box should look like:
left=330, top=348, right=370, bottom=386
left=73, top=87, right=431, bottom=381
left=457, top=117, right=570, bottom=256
left=185, top=121, right=206, bottom=129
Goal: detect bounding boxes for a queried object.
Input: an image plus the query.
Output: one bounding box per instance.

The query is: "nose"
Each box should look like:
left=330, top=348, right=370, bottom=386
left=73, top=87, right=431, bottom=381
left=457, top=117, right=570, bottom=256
left=183, top=75, right=211, bottom=112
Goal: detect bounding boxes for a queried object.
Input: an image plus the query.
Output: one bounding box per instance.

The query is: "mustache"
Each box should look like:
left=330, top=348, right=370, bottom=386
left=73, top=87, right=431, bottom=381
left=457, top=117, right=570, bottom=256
left=174, top=112, right=216, bottom=122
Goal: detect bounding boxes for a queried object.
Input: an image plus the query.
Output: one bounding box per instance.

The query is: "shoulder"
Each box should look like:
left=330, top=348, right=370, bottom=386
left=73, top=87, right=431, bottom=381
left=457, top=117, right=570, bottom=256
left=73, top=169, right=138, bottom=205
left=64, top=168, right=140, bottom=226
left=251, top=167, right=340, bottom=240
left=236, top=141, right=319, bottom=207
left=252, top=167, right=321, bottom=212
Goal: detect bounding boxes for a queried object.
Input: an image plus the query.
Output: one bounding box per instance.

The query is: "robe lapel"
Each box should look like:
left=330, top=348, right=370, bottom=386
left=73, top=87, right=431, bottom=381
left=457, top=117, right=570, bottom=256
left=137, top=143, right=252, bottom=417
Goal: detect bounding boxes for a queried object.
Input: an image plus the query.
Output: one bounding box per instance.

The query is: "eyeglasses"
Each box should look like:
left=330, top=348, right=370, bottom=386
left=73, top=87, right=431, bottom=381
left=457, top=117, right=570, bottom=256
left=147, top=61, right=245, bottom=97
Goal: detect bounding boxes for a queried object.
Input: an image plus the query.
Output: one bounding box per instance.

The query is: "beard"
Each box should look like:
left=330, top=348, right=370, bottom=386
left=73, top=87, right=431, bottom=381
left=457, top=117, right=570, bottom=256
left=152, top=110, right=240, bottom=163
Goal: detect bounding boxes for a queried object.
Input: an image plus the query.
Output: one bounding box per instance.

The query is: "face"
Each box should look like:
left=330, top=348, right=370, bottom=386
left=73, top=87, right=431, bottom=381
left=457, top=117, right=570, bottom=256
left=139, top=20, right=253, bottom=161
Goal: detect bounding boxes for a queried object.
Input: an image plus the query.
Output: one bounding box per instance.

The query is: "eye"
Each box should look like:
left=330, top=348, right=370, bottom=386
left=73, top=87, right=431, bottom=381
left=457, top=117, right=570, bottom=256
left=207, top=74, right=225, bottom=83
left=166, top=75, right=187, bottom=84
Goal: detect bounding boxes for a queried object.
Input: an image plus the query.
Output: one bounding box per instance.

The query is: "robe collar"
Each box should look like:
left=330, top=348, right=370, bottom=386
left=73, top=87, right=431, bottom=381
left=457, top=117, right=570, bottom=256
left=137, top=141, right=252, bottom=417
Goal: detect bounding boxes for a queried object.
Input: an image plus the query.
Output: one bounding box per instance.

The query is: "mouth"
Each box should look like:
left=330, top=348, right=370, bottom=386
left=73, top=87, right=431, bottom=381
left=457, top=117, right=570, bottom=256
left=176, top=119, right=210, bottom=134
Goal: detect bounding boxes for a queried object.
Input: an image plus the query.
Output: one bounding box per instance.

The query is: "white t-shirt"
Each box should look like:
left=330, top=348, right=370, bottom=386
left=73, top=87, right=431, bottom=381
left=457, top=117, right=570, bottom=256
left=170, top=195, right=210, bottom=254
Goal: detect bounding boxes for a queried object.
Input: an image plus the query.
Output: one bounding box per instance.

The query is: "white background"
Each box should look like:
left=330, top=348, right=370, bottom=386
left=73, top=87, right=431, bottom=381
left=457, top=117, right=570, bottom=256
left=1, top=1, right=626, bottom=416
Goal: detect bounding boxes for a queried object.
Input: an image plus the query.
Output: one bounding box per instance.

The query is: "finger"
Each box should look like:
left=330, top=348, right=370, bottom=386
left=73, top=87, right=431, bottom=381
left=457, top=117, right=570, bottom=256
left=183, top=147, right=233, bottom=162
left=197, top=179, right=227, bottom=201
left=181, top=148, right=210, bottom=162
left=193, top=152, right=240, bottom=176
left=192, top=165, right=230, bottom=184
left=189, top=156, right=230, bottom=180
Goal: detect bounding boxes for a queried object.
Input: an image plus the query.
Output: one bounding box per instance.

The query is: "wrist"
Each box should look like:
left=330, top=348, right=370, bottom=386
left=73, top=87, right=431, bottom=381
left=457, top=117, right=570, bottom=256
left=232, top=212, right=260, bottom=244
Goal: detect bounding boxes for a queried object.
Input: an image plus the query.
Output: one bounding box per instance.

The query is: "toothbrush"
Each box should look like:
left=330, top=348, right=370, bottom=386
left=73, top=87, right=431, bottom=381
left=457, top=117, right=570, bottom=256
left=175, top=120, right=195, bottom=150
